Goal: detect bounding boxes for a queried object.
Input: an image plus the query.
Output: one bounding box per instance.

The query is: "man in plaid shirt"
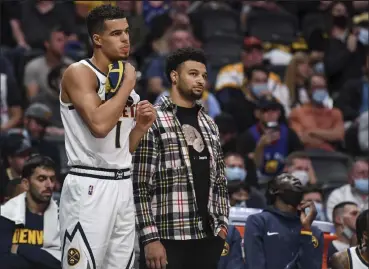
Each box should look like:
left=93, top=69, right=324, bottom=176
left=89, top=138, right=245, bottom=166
left=132, top=47, right=230, bottom=269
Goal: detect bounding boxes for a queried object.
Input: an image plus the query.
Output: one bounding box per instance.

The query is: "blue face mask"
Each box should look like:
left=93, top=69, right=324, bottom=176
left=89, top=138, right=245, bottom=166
left=312, top=89, right=328, bottom=104
left=354, top=178, right=369, bottom=194
left=313, top=62, right=325, bottom=74
left=234, top=200, right=247, bottom=208
left=225, top=167, right=247, bottom=181
left=251, top=83, right=268, bottom=98
left=358, top=28, right=369, bottom=46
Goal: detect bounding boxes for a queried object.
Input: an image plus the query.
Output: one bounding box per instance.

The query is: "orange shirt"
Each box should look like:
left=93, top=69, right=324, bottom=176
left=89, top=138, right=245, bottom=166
left=289, top=104, right=344, bottom=151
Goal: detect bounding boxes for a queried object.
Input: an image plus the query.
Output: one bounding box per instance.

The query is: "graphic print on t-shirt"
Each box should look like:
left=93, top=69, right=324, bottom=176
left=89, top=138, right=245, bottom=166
left=182, top=124, right=205, bottom=153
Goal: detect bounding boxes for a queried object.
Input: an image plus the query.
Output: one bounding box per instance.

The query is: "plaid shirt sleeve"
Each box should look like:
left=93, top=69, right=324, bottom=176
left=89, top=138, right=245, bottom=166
left=210, top=119, right=230, bottom=233
left=131, top=125, right=160, bottom=245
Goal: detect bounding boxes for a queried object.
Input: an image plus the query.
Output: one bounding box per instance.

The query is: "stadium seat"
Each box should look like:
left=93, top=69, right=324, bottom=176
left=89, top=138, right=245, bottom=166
left=304, top=150, right=353, bottom=184
left=301, top=12, right=327, bottom=41
left=246, top=10, right=298, bottom=45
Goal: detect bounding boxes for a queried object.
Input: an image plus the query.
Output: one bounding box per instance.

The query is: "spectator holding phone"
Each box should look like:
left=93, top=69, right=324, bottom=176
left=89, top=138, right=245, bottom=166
left=244, top=173, right=323, bottom=269
left=237, top=95, right=303, bottom=185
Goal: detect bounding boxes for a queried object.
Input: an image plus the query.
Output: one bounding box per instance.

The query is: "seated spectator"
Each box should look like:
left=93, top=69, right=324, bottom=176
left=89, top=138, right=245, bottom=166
left=289, top=73, right=345, bottom=152
left=353, top=12, right=368, bottom=47
left=22, top=103, right=61, bottom=168
left=215, top=36, right=289, bottom=111
left=24, top=27, right=74, bottom=100
left=20, top=0, right=77, bottom=50
left=217, top=225, right=244, bottom=269
left=244, top=173, right=323, bottom=269
left=284, top=52, right=312, bottom=109
left=302, top=185, right=327, bottom=221
left=0, top=55, right=23, bottom=133
left=327, top=202, right=360, bottom=266
left=32, top=63, right=69, bottom=129
left=143, top=25, right=193, bottom=102
left=0, top=155, right=61, bottom=269
left=222, top=65, right=285, bottom=134
left=214, top=113, right=238, bottom=155
left=225, top=153, right=266, bottom=208
left=326, top=158, right=368, bottom=222
left=3, top=177, right=27, bottom=204
left=335, top=53, right=368, bottom=124
left=237, top=95, right=303, bottom=184
left=284, top=151, right=317, bottom=186
left=0, top=132, right=32, bottom=203
left=324, top=2, right=366, bottom=94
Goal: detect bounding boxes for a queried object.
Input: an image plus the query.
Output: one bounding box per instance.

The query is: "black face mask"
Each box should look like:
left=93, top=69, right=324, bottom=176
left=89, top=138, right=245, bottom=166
left=278, top=190, right=303, bottom=208
left=332, top=15, right=349, bottom=29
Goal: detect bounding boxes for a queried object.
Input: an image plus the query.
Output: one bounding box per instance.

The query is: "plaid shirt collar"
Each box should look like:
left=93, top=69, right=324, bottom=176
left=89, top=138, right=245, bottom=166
left=158, top=95, right=204, bottom=113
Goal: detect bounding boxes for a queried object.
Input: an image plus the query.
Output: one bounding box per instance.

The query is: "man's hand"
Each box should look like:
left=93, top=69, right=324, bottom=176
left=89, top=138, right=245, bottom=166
left=11, top=244, right=18, bottom=254
left=299, top=201, right=317, bottom=230
left=135, top=101, right=156, bottom=133
left=218, top=230, right=227, bottom=240
left=347, top=34, right=357, bottom=52
left=121, top=62, right=137, bottom=91
left=144, top=241, right=167, bottom=269
left=258, top=131, right=280, bottom=147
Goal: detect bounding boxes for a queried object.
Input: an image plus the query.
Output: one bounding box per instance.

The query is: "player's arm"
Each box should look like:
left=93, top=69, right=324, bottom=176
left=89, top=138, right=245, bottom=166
left=61, top=62, right=136, bottom=138
left=330, top=251, right=349, bottom=269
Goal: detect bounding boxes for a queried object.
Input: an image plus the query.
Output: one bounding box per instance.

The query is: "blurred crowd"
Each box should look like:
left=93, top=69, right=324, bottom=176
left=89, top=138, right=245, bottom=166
left=0, top=1, right=368, bottom=269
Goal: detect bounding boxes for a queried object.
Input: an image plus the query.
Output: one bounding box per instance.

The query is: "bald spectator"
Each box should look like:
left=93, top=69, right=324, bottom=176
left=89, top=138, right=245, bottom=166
left=326, top=159, right=369, bottom=222
left=289, top=74, right=345, bottom=152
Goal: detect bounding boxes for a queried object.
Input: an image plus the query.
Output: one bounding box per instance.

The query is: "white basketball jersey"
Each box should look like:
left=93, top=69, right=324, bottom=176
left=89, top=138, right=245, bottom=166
left=347, top=247, right=369, bottom=269
left=60, top=59, right=140, bottom=169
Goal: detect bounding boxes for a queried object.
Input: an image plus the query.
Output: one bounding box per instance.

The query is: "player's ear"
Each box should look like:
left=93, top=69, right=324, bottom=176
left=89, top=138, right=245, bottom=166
left=21, top=178, right=30, bottom=192
left=170, top=71, right=178, bottom=85
left=92, top=34, right=102, bottom=47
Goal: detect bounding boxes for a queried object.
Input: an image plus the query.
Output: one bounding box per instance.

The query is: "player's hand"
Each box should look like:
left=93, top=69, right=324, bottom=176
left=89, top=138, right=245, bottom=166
left=121, top=62, right=136, bottom=90
left=144, top=241, right=167, bottom=269
left=135, top=101, right=156, bottom=132
left=218, top=230, right=227, bottom=240
left=299, top=201, right=317, bottom=230
left=11, top=244, right=18, bottom=254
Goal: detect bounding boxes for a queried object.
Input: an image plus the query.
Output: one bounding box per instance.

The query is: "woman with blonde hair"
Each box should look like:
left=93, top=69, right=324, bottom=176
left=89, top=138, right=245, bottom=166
left=284, top=52, right=312, bottom=108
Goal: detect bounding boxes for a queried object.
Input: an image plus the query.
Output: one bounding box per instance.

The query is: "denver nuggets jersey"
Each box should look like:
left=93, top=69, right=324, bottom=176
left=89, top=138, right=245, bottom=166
left=60, top=59, right=139, bottom=169
left=347, top=247, right=369, bottom=269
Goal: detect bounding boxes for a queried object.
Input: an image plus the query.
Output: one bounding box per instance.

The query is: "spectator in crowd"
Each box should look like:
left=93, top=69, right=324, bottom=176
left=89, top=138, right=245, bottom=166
left=225, top=153, right=266, bottom=209
left=215, top=37, right=289, bottom=110
left=0, top=55, right=23, bottom=133
left=0, top=132, right=32, bottom=203
left=214, top=113, right=238, bottom=156
left=222, top=65, right=276, bottom=134
left=307, top=29, right=327, bottom=75
left=284, top=52, right=311, bottom=109
left=3, top=177, right=27, bottom=204
left=353, top=12, right=368, bottom=47
left=237, top=95, right=303, bottom=184
left=32, top=63, right=69, bottom=129
left=20, top=0, right=78, bottom=50
left=302, top=185, right=326, bottom=221
left=244, top=173, right=323, bottom=269
left=24, top=27, right=74, bottom=100
left=358, top=111, right=368, bottom=154
left=328, top=202, right=360, bottom=264
left=335, top=53, right=368, bottom=124
left=326, top=158, right=368, bottom=222
left=0, top=155, right=61, bottom=269
left=289, top=73, right=344, bottom=152
left=324, top=1, right=366, bottom=94
left=217, top=225, right=244, bottom=269
left=22, top=103, right=61, bottom=168
left=144, top=25, right=193, bottom=100
left=284, top=151, right=317, bottom=186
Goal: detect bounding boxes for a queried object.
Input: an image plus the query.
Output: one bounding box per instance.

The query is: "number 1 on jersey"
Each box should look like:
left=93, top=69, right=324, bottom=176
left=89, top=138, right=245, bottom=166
left=115, top=121, right=122, bottom=148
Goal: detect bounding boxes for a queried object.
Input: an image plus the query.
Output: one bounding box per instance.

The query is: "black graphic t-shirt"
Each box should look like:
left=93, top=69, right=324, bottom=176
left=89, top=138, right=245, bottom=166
left=12, top=207, right=44, bottom=247
left=176, top=106, right=211, bottom=233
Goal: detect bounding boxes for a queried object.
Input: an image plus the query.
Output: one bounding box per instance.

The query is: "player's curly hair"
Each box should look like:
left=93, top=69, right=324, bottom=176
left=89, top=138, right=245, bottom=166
left=165, top=47, right=207, bottom=83
left=86, top=5, right=126, bottom=39
left=356, top=209, right=368, bottom=250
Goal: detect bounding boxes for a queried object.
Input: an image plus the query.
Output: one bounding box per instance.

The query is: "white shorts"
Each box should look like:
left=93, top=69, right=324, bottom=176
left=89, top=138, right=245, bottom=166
left=59, top=166, right=135, bottom=269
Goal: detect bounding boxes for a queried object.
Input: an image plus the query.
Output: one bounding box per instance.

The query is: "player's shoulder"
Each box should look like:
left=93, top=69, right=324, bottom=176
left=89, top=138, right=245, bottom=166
left=330, top=249, right=350, bottom=269
left=62, top=62, right=96, bottom=84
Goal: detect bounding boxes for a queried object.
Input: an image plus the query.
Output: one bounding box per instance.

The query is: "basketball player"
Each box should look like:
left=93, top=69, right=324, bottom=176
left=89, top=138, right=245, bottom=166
left=59, top=5, right=156, bottom=269
left=331, top=209, right=369, bottom=269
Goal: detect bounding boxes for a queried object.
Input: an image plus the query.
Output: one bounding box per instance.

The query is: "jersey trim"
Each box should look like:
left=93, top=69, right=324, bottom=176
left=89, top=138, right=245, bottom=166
left=347, top=248, right=353, bottom=269
left=355, top=246, right=369, bottom=267
left=85, top=59, right=107, bottom=77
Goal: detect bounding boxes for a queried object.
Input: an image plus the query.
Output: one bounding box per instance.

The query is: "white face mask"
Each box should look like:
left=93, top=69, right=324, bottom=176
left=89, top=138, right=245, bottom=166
left=291, top=170, right=310, bottom=186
